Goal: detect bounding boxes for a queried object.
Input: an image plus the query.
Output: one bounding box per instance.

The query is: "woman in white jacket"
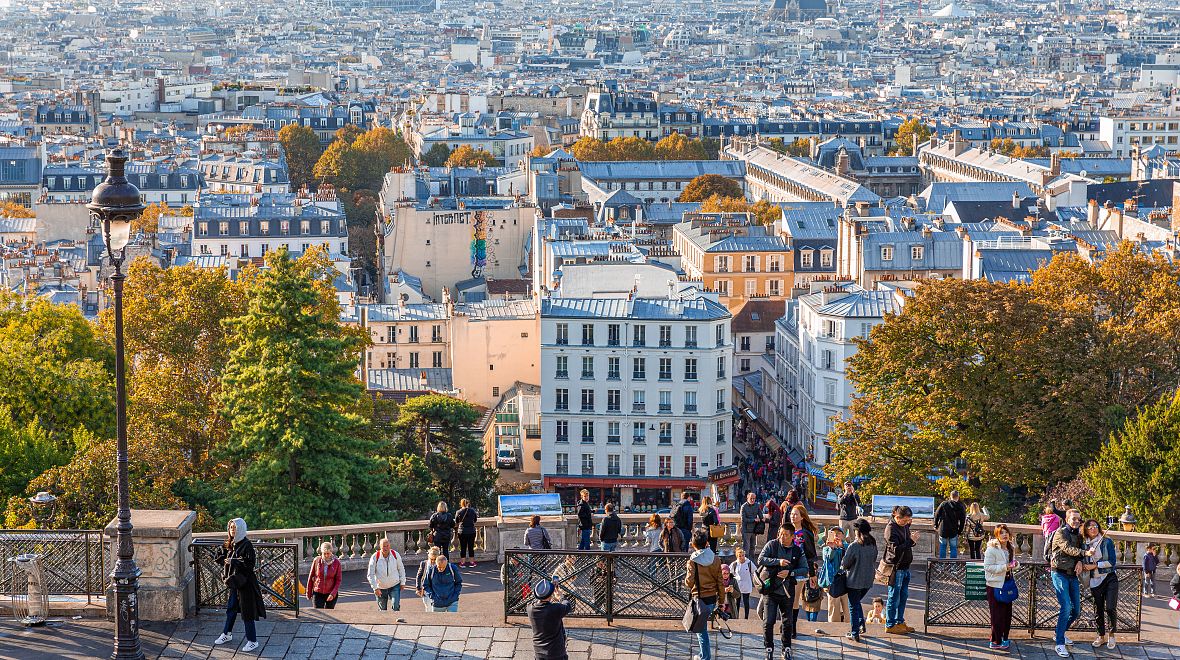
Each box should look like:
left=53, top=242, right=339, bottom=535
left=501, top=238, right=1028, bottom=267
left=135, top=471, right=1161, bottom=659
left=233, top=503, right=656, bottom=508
left=983, top=524, right=1017, bottom=651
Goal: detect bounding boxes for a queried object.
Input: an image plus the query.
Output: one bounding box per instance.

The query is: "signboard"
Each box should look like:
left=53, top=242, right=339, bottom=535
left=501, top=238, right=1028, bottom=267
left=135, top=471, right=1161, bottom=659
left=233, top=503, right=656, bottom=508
left=498, top=493, right=564, bottom=518
left=708, top=466, right=740, bottom=483
left=870, top=495, right=936, bottom=519
left=964, top=562, right=987, bottom=601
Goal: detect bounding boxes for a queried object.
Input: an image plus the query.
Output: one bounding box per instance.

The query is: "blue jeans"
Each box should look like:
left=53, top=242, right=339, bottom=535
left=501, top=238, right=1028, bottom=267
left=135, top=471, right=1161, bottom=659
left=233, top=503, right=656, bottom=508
left=601, top=542, right=618, bottom=552
left=696, top=601, right=714, bottom=660
left=938, top=536, right=959, bottom=559
left=432, top=602, right=459, bottom=612
left=680, top=528, right=692, bottom=549
left=578, top=529, right=591, bottom=550
left=885, top=568, right=911, bottom=628
left=375, top=585, right=401, bottom=611
left=1051, top=572, right=1081, bottom=645
left=847, top=587, right=868, bottom=635
left=223, top=590, right=257, bottom=642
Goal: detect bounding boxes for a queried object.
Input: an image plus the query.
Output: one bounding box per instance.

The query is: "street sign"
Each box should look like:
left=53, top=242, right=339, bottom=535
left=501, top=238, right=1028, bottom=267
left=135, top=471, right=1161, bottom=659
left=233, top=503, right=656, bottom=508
left=964, top=562, right=987, bottom=601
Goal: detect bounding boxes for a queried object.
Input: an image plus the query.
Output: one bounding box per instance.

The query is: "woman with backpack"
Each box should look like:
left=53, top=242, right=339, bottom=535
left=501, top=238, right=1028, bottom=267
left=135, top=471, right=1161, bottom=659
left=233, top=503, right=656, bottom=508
left=699, top=496, right=722, bottom=553
left=840, top=519, right=878, bottom=642
left=428, top=501, right=456, bottom=559
left=965, top=502, right=989, bottom=560
left=454, top=499, right=479, bottom=568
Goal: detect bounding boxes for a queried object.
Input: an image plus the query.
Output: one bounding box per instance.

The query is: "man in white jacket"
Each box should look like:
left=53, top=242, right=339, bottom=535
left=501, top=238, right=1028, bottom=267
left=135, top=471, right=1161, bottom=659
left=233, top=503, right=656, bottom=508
left=367, top=538, right=407, bottom=612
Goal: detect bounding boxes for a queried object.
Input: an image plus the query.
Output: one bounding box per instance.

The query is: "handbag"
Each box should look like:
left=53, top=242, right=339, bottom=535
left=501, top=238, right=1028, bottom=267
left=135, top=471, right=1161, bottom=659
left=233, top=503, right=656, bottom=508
left=709, top=523, right=725, bottom=539
left=541, top=529, right=552, bottom=550
left=995, top=575, right=1019, bottom=604
left=874, top=558, right=896, bottom=587
left=1168, top=597, right=1180, bottom=611
left=682, top=563, right=709, bottom=633
left=753, top=520, right=766, bottom=535
left=803, top=581, right=823, bottom=603
left=828, top=571, right=848, bottom=598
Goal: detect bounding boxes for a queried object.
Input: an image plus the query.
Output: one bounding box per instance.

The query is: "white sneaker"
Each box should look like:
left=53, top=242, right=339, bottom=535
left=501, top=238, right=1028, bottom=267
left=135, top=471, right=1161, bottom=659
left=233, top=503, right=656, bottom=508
left=1054, top=644, right=1070, bottom=658
left=213, top=633, right=232, bottom=645
left=241, top=641, right=259, bottom=653
left=1091, top=636, right=1104, bottom=648
left=1106, top=636, right=1116, bottom=650
left=1063, top=636, right=1074, bottom=646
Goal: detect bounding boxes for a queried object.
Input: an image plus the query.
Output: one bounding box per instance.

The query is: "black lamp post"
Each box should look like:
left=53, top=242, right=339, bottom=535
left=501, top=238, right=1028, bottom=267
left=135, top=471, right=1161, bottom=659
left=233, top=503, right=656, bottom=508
left=87, top=148, right=145, bottom=660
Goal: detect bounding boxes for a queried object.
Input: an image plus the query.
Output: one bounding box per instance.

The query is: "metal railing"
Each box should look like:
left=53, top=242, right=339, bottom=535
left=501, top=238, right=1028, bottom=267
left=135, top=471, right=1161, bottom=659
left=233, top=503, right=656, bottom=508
left=503, top=549, right=690, bottom=623
left=924, top=559, right=1143, bottom=639
left=0, top=530, right=107, bottom=604
left=190, top=539, right=300, bottom=615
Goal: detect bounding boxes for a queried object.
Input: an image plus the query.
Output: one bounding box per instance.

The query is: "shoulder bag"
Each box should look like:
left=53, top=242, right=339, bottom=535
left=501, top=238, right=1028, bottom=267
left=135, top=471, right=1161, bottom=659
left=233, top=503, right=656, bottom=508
left=541, top=528, right=552, bottom=550
left=874, top=541, right=898, bottom=587
left=682, top=562, right=709, bottom=633
left=828, top=570, right=848, bottom=598
left=995, top=574, right=1019, bottom=604
left=708, top=509, right=724, bottom=539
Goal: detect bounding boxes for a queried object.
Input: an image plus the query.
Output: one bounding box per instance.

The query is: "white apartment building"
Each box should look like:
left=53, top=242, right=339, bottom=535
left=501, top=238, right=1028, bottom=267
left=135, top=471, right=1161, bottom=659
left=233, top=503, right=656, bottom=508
left=539, top=295, right=733, bottom=509
left=1099, top=115, right=1180, bottom=158
left=779, top=283, right=904, bottom=495
left=191, top=192, right=347, bottom=259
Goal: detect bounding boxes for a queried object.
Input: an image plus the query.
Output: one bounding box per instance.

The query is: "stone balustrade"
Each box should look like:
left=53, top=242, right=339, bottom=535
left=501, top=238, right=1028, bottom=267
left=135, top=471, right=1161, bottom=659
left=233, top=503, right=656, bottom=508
left=192, top=512, right=1180, bottom=570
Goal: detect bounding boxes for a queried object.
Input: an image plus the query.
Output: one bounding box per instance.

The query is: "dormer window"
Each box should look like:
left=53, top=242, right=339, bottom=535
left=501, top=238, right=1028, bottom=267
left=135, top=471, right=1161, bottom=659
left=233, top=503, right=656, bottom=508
left=881, top=246, right=894, bottom=262
left=911, top=245, right=924, bottom=261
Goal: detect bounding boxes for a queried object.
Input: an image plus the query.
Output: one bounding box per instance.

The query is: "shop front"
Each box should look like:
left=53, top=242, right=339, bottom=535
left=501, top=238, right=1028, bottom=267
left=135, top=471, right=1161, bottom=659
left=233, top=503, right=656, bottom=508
left=707, top=465, right=742, bottom=512
left=544, top=475, right=708, bottom=513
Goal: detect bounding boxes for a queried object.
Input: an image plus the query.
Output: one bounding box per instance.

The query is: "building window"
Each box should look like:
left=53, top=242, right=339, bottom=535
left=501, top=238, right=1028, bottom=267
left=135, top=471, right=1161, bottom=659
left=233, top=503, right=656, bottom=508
left=408, top=326, right=419, bottom=343
left=820, top=250, right=833, bottom=269
left=717, top=356, right=726, bottom=378
left=881, top=245, right=894, bottom=261
left=716, top=420, right=727, bottom=443
left=716, top=389, right=726, bottom=412
left=715, top=324, right=725, bottom=347
left=740, top=358, right=750, bottom=372
left=740, top=336, right=751, bottom=352
left=658, top=422, right=672, bottom=444
left=607, top=323, right=620, bottom=346
left=632, top=324, right=646, bottom=346
left=684, top=455, right=698, bottom=477
left=685, top=391, right=698, bottom=413
left=280, top=220, right=290, bottom=234
left=556, top=323, right=568, bottom=345
left=581, top=323, right=594, bottom=345
left=715, top=255, right=730, bottom=273
left=769, top=279, right=782, bottom=296
left=800, top=250, right=813, bottom=268
left=633, top=454, right=646, bottom=475
left=607, top=454, right=620, bottom=476
left=658, top=358, right=672, bottom=381
left=555, top=388, right=568, bottom=411
left=824, top=378, right=837, bottom=404
left=744, top=255, right=757, bottom=272
left=822, top=349, right=835, bottom=370
left=685, top=358, right=698, bottom=381
left=581, top=453, right=594, bottom=475
left=386, top=327, right=397, bottom=344
left=659, top=455, right=672, bottom=477
left=432, top=325, right=442, bottom=342
left=659, top=325, right=672, bottom=347
left=685, top=325, right=698, bottom=347
left=432, top=351, right=443, bottom=367
left=659, top=390, right=672, bottom=413
left=685, top=423, right=698, bottom=446
left=556, top=420, right=568, bottom=442
left=716, top=279, right=730, bottom=296
left=581, top=389, right=595, bottom=412
left=581, top=356, right=594, bottom=379
left=768, top=255, right=781, bottom=272
left=632, top=390, right=646, bottom=413
left=607, top=390, right=621, bottom=412
left=218, top=222, right=229, bottom=235
left=239, top=221, right=249, bottom=235
left=607, top=422, right=620, bottom=444
left=911, top=245, right=924, bottom=261
left=581, top=421, right=595, bottom=444
left=555, top=453, right=568, bottom=474
left=607, top=357, right=620, bottom=379
left=555, top=355, right=568, bottom=379
left=409, top=352, right=419, bottom=368
left=633, top=357, right=646, bottom=380
left=321, top=220, right=331, bottom=234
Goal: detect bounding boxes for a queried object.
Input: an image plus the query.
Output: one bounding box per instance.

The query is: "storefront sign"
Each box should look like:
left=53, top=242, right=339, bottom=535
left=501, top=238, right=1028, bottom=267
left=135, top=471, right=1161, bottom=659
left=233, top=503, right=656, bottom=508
left=708, top=466, right=740, bottom=483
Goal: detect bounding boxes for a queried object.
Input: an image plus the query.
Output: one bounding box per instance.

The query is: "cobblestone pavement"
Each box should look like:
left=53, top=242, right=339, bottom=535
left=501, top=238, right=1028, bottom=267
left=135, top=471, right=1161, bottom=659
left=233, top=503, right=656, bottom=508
left=2, top=615, right=1179, bottom=659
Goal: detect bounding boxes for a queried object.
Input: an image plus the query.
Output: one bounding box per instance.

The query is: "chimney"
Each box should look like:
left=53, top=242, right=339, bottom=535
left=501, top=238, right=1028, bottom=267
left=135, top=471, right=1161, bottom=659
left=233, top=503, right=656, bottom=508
left=1125, top=198, right=1137, bottom=214
left=951, top=129, right=968, bottom=156
left=1012, top=190, right=1020, bottom=209
left=855, top=201, right=870, bottom=217
left=1171, top=185, right=1180, bottom=232
left=1050, top=151, right=1061, bottom=177
left=836, top=147, right=851, bottom=177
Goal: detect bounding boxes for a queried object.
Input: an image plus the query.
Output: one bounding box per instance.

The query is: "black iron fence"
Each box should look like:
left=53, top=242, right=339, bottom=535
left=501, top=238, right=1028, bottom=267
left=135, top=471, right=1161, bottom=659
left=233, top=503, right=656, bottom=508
left=0, top=530, right=107, bottom=604
left=190, top=539, right=300, bottom=615
left=925, top=559, right=1142, bottom=639
left=503, top=549, right=691, bottom=623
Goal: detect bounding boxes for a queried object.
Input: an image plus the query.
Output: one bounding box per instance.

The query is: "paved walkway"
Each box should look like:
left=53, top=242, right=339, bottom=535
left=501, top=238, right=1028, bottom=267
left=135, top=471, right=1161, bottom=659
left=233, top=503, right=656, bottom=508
left=4, top=616, right=1179, bottom=660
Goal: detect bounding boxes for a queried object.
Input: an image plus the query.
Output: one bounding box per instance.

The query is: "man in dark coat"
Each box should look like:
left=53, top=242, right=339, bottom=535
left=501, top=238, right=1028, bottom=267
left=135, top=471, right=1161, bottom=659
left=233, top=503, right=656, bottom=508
left=933, top=491, right=967, bottom=559
left=213, top=518, right=266, bottom=653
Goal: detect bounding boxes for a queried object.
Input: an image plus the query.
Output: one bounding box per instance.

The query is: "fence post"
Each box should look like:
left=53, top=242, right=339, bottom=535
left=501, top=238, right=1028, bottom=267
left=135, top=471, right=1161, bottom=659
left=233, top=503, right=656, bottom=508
left=606, top=554, right=614, bottom=625
left=1026, top=566, right=1036, bottom=637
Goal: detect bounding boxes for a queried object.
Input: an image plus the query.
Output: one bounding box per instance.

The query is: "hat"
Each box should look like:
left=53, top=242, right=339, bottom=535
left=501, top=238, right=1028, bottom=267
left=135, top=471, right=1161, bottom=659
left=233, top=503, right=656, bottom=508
left=534, top=578, right=555, bottom=600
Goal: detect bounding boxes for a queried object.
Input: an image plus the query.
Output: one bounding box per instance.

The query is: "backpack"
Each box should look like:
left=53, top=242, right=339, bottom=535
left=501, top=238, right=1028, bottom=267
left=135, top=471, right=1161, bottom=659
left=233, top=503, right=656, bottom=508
left=969, top=517, right=985, bottom=539
left=1042, top=528, right=1057, bottom=563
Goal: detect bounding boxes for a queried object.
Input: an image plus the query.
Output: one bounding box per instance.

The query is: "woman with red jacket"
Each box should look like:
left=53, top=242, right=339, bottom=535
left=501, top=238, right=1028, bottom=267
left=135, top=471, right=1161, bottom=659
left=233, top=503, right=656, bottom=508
left=307, top=542, right=342, bottom=609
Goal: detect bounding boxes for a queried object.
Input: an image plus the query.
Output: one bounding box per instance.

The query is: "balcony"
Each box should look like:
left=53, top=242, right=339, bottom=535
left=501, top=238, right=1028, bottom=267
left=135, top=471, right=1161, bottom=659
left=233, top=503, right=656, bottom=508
left=632, top=403, right=646, bottom=413
left=684, top=404, right=698, bottom=413
left=658, top=404, right=672, bottom=414
left=555, top=370, right=568, bottom=379
left=581, top=371, right=595, bottom=379
left=556, top=435, right=569, bottom=443
left=580, top=405, right=594, bottom=413
left=659, top=340, right=671, bottom=348
left=658, top=435, right=672, bottom=445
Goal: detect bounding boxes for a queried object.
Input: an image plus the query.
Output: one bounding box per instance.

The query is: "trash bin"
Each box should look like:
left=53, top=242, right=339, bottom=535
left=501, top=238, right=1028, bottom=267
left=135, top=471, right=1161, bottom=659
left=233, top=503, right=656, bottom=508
left=8, top=553, right=48, bottom=626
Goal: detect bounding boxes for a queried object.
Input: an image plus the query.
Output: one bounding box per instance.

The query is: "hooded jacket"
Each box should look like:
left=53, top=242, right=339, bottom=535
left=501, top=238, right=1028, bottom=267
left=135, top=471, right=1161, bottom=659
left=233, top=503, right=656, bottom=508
left=684, top=547, right=723, bottom=601
left=215, top=518, right=267, bottom=621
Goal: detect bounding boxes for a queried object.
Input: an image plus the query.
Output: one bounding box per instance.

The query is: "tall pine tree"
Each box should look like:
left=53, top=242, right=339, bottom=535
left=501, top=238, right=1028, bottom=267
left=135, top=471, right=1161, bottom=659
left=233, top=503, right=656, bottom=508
left=214, top=247, right=386, bottom=527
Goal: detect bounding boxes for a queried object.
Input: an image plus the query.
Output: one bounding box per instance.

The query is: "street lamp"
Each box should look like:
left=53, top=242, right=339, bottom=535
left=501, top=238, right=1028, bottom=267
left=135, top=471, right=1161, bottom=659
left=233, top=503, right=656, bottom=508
left=1119, top=505, right=1137, bottom=533
left=27, top=492, right=57, bottom=529
left=87, top=147, right=145, bottom=660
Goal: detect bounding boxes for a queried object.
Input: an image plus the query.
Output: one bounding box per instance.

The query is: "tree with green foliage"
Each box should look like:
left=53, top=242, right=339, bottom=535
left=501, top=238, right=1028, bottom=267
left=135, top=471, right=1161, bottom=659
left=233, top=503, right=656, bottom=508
left=1083, top=391, right=1180, bottom=534
left=211, top=247, right=386, bottom=528
left=767, top=137, right=811, bottom=158
left=891, top=118, right=932, bottom=156
left=445, top=145, right=496, bottom=168
left=679, top=174, right=744, bottom=202
left=392, top=394, right=498, bottom=512
left=0, top=409, right=73, bottom=502
left=312, top=140, right=359, bottom=189
left=334, top=124, right=364, bottom=145
left=422, top=143, right=452, bottom=167
left=278, top=124, right=323, bottom=192
left=0, top=292, right=114, bottom=443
